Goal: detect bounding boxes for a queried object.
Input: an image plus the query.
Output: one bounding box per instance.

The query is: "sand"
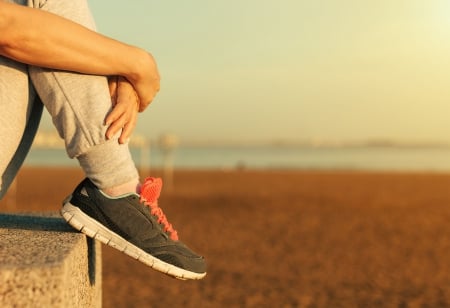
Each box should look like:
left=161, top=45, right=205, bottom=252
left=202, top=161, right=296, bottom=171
left=2, top=167, right=450, bottom=307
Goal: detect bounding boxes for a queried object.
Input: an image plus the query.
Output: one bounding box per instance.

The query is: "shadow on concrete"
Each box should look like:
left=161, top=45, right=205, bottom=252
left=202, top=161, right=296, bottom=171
left=87, top=237, right=97, bottom=286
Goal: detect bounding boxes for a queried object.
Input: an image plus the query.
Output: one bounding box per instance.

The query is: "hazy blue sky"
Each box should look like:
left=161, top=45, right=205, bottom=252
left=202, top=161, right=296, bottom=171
left=43, top=1, right=450, bottom=143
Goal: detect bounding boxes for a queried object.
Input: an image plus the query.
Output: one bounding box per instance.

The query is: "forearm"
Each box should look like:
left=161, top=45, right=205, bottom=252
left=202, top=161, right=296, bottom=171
left=0, top=2, right=145, bottom=81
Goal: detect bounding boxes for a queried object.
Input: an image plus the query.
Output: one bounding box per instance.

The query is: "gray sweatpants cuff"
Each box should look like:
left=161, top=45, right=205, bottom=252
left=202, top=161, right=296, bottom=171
left=77, top=139, right=139, bottom=190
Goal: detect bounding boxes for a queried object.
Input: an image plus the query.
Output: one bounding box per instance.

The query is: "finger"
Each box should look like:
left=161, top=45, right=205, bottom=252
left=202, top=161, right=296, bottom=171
left=104, top=105, right=122, bottom=126
left=118, top=124, right=131, bottom=144
left=105, top=107, right=128, bottom=139
left=119, top=115, right=137, bottom=144
left=106, top=116, right=127, bottom=140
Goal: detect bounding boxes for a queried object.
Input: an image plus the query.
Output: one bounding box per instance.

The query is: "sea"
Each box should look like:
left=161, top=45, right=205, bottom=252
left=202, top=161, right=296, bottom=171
left=23, top=144, right=450, bottom=173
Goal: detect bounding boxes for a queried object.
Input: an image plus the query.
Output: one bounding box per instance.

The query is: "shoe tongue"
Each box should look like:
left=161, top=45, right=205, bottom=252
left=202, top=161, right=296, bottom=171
left=140, top=177, right=163, bottom=203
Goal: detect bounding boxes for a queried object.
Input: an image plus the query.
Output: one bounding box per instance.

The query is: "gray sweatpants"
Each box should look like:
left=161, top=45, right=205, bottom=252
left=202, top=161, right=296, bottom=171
left=0, top=0, right=139, bottom=198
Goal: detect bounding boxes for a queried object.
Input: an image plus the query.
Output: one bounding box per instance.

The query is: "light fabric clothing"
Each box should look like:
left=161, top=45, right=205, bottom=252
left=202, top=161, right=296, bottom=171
left=0, top=0, right=139, bottom=199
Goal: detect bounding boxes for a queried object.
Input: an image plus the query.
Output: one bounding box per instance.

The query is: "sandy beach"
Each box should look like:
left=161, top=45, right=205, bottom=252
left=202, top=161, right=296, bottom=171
left=2, top=167, right=450, bottom=307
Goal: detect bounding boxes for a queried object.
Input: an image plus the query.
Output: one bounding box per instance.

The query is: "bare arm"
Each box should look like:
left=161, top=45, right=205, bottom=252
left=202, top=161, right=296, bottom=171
left=0, top=1, right=159, bottom=111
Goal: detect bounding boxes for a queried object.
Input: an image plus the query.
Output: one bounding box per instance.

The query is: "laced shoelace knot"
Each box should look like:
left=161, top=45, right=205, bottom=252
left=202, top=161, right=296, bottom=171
left=140, top=177, right=178, bottom=241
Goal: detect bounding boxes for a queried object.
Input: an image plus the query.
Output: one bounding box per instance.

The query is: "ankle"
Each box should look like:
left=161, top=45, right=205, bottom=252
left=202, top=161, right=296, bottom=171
left=102, top=180, right=141, bottom=197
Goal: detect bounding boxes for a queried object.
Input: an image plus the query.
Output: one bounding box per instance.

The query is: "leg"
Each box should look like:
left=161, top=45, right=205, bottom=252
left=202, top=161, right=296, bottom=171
left=25, top=0, right=207, bottom=278
left=0, top=55, right=41, bottom=199
left=0, top=0, right=43, bottom=199
left=27, top=0, right=139, bottom=190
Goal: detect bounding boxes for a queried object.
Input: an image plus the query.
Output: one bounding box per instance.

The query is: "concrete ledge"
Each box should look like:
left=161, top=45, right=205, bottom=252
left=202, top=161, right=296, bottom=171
left=0, top=213, right=102, bottom=307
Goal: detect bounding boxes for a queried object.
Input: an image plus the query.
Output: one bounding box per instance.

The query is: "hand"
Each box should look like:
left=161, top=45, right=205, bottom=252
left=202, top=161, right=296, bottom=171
left=105, top=76, right=139, bottom=144
left=128, top=52, right=161, bottom=112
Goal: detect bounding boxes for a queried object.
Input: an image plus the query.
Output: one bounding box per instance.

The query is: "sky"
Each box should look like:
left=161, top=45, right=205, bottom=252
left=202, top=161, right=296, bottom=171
left=43, top=1, right=450, bottom=144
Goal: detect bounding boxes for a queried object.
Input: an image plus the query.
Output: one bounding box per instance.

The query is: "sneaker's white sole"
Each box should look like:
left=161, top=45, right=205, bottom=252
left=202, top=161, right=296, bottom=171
left=61, top=203, right=206, bottom=280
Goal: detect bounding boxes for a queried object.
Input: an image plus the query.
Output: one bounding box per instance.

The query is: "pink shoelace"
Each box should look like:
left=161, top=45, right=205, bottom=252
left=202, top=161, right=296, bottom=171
left=139, top=177, right=179, bottom=241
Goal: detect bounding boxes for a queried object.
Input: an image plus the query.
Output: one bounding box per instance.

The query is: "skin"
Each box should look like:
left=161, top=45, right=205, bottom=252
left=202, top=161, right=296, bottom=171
left=0, top=1, right=159, bottom=143
left=106, top=76, right=139, bottom=144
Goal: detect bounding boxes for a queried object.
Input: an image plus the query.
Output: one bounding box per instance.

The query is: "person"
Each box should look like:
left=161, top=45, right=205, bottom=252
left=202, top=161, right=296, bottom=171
left=0, top=0, right=206, bottom=280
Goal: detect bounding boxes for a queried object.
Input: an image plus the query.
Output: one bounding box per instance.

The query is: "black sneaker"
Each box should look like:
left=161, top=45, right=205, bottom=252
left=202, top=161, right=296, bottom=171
left=60, top=177, right=206, bottom=280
